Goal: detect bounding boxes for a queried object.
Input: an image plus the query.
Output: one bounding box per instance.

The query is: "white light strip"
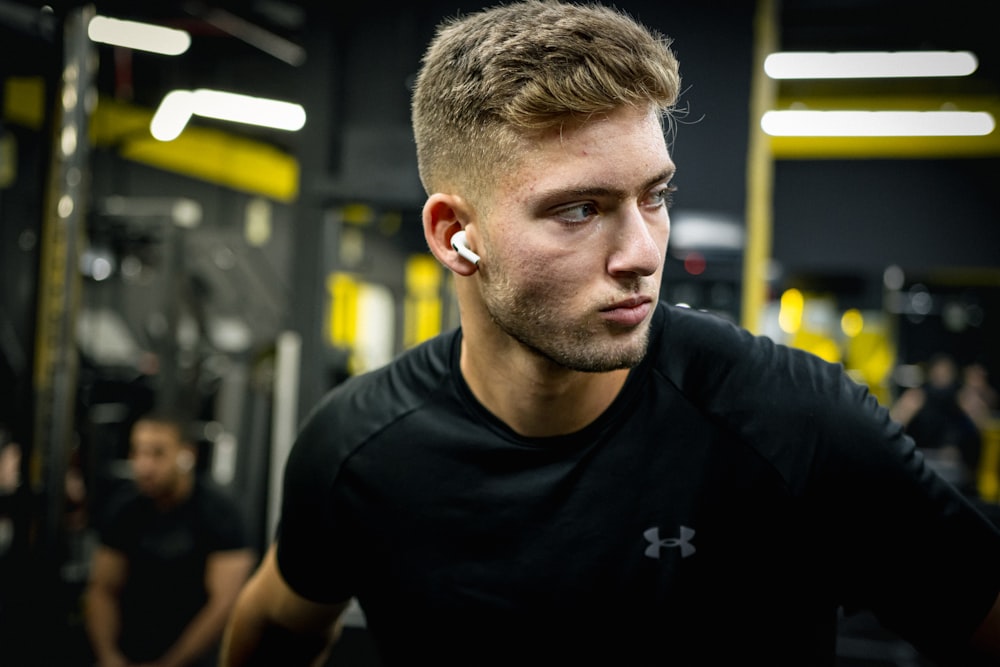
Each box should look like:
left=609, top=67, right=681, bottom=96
left=764, top=51, right=978, bottom=79
left=87, top=16, right=191, bottom=56
left=150, top=90, right=195, bottom=141
left=150, top=88, right=307, bottom=141
left=190, top=89, right=307, bottom=131
left=761, top=110, right=995, bottom=137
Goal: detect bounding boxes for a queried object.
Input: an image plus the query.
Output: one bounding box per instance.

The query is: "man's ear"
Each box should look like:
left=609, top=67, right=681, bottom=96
left=423, top=193, right=479, bottom=276
left=176, top=447, right=195, bottom=473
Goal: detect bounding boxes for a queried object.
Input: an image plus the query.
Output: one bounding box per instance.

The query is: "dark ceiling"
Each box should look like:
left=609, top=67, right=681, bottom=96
left=4, top=0, right=997, bottom=125
left=777, top=0, right=1000, bottom=100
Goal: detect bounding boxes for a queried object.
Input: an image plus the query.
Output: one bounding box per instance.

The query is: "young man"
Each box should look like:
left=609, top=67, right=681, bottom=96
left=85, top=411, right=255, bottom=667
left=221, top=2, right=1000, bottom=665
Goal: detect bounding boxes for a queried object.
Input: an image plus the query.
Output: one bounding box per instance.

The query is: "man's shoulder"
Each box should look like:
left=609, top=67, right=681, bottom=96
left=290, top=330, right=459, bottom=468
left=194, top=479, right=241, bottom=511
left=312, top=329, right=455, bottom=420
left=651, top=303, right=763, bottom=384
left=650, top=302, right=894, bottom=484
left=94, top=483, right=149, bottom=546
left=191, top=481, right=250, bottom=543
left=652, top=303, right=864, bottom=426
left=653, top=302, right=838, bottom=391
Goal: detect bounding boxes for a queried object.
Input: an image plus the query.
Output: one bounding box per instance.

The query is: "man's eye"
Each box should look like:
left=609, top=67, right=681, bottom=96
left=649, top=184, right=677, bottom=209
left=554, top=202, right=598, bottom=224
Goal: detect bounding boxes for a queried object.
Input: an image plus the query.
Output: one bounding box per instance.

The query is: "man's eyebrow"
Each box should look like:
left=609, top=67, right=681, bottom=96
left=646, top=167, right=676, bottom=189
left=535, top=168, right=677, bottom=202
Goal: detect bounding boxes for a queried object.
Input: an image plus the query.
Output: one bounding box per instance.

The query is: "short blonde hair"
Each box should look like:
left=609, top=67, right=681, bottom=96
left=411, top=0, right=681, bottom=200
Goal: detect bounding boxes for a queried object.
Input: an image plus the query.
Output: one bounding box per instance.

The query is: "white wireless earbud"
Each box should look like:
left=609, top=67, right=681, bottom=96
left=451, top=230, right=481, bottom=265
left=176, top=450, right=195, bottom=473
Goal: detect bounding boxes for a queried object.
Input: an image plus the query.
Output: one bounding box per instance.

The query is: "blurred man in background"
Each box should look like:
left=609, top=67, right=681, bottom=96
left=0, top=423, right=25, bottom=664
left=891, top=353, right=984, bottom=496
left=84, top=410, right=254, bottom=667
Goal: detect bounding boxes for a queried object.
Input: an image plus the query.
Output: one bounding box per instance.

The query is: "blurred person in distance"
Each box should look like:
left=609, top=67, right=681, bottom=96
left=84, top=409, right=254, bottom=667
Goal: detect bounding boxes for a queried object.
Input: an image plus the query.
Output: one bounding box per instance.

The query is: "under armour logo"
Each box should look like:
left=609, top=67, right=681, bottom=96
left=643, top=526, right=696, bottom=559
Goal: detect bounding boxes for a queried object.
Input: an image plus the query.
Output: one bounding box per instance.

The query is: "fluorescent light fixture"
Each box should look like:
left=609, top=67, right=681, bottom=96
left=190, top=89, right=307, bottom=131
left=88, top=16, right=191, bottom=56
left=150, top=88, right=307, bottom=141
left=669, top=211, right=744, bottom=252
left=761, top=110, right=995, bottom=137
left=150, top=90, right=195, bottom=141
left=764, top=51, right=978, bottom=79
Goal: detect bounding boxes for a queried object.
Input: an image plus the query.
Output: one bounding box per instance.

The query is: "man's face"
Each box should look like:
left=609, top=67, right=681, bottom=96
left=129, top=420, right=189, bottom=500
left=475, top=105, right=674, bottom=372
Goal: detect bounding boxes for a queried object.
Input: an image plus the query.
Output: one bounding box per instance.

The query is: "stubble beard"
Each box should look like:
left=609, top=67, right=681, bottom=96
left=481, top=268, right=651, bottom=373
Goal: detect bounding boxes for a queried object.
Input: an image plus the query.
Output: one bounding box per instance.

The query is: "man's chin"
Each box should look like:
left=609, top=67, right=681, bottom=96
left=552, top=337, right=649, bottom=373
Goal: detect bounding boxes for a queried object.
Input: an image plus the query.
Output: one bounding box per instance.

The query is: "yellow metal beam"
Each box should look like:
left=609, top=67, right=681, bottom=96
left=92, top=98, right=300, bottom=202
left=741, top=0, right=779, bottom=334
left=3, top=78, right=300, bottom=202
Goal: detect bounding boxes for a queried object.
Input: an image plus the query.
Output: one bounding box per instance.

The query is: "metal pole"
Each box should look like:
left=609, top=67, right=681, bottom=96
left=31, top=3, right=96, bottom=554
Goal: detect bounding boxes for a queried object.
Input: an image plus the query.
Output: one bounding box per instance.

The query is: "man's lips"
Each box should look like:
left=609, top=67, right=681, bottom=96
left=600, top=297, right=653, bottom=326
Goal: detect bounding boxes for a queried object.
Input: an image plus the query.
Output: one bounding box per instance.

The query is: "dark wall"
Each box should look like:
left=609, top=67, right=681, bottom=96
left=773, top=156, right=1000, bottom=379
left=0, top=121, right=44, bottom=442
left=773, top=158, right=1000, bottom=276
left=303, top=0, right=754, bottom=217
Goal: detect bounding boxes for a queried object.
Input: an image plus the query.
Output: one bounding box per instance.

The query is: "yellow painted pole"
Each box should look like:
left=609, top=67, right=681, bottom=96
left=978, top=419, right=1000, bottom=502
left=741, top=0, right=779, bottom=334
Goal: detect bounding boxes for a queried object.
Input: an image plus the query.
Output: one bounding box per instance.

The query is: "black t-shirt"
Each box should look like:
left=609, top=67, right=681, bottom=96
left=277, top=303, right=1000, bottom=666
left=99, top=479, right=249, bottom=663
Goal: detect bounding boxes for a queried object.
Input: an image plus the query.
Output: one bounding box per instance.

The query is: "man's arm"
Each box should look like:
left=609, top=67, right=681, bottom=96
left=220, top=543, right=350, bottom=667
left=83, top=545, right=131, bottom=667
left=155, top=548, right=256, bottom=667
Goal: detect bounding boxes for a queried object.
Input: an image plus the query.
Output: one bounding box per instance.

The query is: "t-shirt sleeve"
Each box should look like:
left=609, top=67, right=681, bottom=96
left=820, top=399, right=1000, bottom=656
left=274, top=393, right=357, bottom=604
left=665, top=307, right=1000, bottom=654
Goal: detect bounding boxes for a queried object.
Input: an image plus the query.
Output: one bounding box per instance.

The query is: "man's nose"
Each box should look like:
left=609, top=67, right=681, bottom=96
left=607, top=205, right=666, bottom=276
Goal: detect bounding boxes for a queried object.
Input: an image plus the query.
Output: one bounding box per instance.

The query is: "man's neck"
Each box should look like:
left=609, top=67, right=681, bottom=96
left=155, top=474, right=194, bottom=511
left=460, top=337, right=630, bottom=438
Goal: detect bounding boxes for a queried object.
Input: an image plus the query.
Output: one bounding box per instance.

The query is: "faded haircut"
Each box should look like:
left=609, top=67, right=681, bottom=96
left=411, top=0, right=681, bottom=202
